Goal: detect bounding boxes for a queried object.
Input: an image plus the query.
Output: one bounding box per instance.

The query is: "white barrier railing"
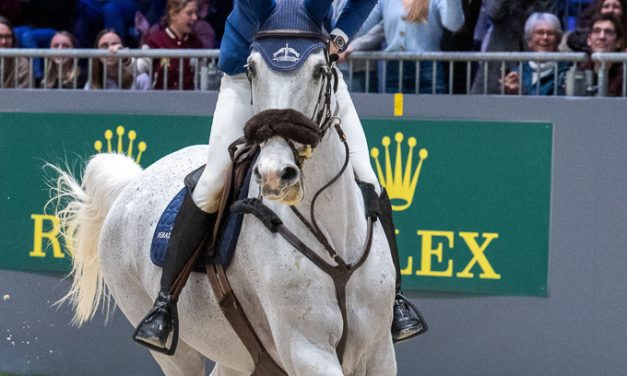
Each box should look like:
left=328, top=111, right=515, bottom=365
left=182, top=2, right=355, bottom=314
left=0, top=49, right=625, bottom=96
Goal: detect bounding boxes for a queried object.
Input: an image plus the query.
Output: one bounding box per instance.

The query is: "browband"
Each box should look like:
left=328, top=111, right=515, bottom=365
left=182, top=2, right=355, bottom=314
left=253, top=30, right=330, bottom=43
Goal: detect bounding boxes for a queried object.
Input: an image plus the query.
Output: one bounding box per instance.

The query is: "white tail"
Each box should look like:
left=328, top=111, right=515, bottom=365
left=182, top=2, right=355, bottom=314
left=49, top=153, right=142, bottom=326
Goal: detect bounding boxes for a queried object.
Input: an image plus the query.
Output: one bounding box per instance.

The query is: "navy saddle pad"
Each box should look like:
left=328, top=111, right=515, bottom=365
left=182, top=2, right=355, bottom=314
left=150, top=164, right=253, bottom=271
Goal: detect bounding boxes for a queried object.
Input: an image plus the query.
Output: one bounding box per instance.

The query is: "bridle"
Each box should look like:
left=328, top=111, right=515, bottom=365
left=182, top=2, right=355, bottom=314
left=234, top=29, right=375, bottom=366
left=248, top=29, right=340, bottom=144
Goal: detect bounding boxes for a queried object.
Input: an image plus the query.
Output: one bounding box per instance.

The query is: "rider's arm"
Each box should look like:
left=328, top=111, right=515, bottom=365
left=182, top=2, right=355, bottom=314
left=331, top=0, right=377, bottom=42
left=219, top=1, right=276, bottom=75
left=305, top=0, right=376, bottom=44
left=236, top=0, right=276, bottom=31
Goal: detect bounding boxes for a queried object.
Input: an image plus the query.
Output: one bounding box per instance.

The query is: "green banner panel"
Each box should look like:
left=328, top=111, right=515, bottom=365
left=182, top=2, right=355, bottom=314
left=0, top=113, right=210, bottom=273
left=364, top=119, right=552, bottom=296
left=0, top=113, right=552, bottom=296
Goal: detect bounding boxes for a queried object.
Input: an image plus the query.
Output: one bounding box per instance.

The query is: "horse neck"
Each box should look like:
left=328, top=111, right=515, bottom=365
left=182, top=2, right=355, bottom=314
left=294, top=129, right=368, bottom=259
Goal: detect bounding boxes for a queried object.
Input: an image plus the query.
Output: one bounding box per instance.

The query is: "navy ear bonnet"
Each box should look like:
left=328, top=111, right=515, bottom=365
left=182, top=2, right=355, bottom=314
left=251, top=0, right=328, bottom=72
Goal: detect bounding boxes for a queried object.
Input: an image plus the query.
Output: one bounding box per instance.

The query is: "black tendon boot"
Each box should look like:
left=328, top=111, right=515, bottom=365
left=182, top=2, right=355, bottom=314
left=379, top=188, right=428, bottom=343
left=133, top=187, right=215, bottom=354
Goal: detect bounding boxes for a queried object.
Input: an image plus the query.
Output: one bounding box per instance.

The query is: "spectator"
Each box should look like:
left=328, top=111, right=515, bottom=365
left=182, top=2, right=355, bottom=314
left=85, top=29, right=151, bottom=90
left=140, top=0, right=202, bottom=90
left=565, top=0, right=627, bottom=52
left=471, top=0, right=561, bottom=94
left=440, top=0, right=482, bottom=93
left=11, top=0, right=77, bottom=82
left=194, top=0, right=216, bottom=48
left=73, top=0, right=151, bottom=48
left=574, top=13, right=624, bottom=96
left=0, top=15, right=29, bottom=89
left=40, top=31, right=86, bottom=89
left=135, top=0, right=214, bottom=48
left=352, top=0, right=464, bottom=93
left=501, top=12, right=570, bottom=95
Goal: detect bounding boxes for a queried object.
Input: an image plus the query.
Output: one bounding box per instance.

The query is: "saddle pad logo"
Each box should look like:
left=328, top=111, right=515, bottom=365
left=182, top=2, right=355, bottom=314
left=272, top=43, right=300, bottom=62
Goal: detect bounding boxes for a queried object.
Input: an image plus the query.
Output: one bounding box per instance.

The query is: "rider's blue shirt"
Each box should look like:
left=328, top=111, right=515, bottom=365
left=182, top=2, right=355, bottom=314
left=218, top=0, right=376, bottom=75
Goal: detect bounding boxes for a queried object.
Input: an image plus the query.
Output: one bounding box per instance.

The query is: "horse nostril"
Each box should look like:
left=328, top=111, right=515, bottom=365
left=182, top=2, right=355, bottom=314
left=280, top=166, right=299, bottom=184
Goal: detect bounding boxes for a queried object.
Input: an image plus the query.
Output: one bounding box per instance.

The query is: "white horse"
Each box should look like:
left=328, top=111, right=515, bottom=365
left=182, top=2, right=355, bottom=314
left=53, top=47, right=397, bottom=375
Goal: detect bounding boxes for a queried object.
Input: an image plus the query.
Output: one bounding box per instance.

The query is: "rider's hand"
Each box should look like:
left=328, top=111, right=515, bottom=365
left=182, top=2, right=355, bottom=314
left=337, top=46, right=353, bottom=64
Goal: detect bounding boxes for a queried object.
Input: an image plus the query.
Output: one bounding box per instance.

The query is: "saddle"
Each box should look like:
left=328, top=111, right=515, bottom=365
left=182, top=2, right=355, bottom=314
left=150, top=141, right=258, bottom=272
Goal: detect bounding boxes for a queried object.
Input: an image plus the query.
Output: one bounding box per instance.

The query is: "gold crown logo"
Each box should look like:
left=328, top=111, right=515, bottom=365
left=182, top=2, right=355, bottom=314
left=370, top=132, right=428, bottom=211
left=94, top=125, right=147, bottom=164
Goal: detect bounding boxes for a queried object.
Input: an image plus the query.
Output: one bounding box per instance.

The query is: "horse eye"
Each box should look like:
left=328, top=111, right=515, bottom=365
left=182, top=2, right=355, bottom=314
left=246, top=63, right=256, bottom=79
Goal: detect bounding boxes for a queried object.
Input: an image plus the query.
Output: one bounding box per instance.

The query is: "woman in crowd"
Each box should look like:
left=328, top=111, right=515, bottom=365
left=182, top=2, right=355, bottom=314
left=350, top=0, right=464, bottom=93
left=40, top=31, right=86, bottom=89
left=501, top=13, right=570, bottom=95
left=85, top=29, right=151, bottom=90
left=470, top=0, right=560, bottom=94
left=140, top=0, right=203, bottom=90
left=0, top=15, right=29, bottom=88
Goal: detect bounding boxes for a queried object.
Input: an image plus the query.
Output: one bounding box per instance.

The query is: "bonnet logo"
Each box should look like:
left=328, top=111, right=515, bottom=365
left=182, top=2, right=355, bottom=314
left=94, top=125, right=147, bottom=164
left=371, top=132, right=428, bottom=211
left=273, top=43, right=300, bottom=62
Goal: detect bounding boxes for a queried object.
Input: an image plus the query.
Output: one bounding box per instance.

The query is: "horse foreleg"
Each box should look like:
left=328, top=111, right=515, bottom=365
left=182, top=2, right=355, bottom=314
left=209, top=363, right=252, bottom=376
left=151, top=340, right=205, bottom=376
left=365, top=338, right=397, bottom=376
left=273, top=336, right=343, bottom=376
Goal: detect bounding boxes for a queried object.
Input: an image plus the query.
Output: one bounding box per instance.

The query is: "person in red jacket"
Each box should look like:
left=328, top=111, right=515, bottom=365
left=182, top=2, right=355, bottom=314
left=143, top=0, right=202, bottom=90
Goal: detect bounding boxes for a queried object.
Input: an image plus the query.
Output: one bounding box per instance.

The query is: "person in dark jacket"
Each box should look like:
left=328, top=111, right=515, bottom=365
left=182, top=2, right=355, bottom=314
left=577, top=13, right=624, bottom=96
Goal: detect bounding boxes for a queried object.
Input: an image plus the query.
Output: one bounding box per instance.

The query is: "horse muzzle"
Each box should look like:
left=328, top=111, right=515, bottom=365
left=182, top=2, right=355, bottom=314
left=254, top=163, right=304, bottom=205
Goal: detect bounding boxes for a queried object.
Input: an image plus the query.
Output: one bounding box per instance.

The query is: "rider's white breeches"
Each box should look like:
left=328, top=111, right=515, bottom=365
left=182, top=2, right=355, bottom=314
left=191, top=70, right=380, bottom=213
left=334, top=69, right=380, bottom=195
left=192, top=74, right=253, bottom=212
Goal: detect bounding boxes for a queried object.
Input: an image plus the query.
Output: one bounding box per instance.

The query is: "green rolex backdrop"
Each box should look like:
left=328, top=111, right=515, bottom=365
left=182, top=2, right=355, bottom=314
left=365, top=119, right=552, bottom=297
left=0, top=113, right=552, bottom=296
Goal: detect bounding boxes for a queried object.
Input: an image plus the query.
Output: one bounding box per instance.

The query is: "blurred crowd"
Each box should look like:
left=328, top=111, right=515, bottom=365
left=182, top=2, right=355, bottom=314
left=0, top=0, right=625, bottom=96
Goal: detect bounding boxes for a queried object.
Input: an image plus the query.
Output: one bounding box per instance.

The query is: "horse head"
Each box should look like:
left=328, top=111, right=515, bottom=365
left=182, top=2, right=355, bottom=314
left=235, top=0, right=345, bottom=206
left=245, top=32, right=338, bottom=206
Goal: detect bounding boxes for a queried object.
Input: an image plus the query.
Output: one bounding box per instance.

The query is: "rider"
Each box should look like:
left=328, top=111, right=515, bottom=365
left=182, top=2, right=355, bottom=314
left=134, top=0, right=426, bottom=353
